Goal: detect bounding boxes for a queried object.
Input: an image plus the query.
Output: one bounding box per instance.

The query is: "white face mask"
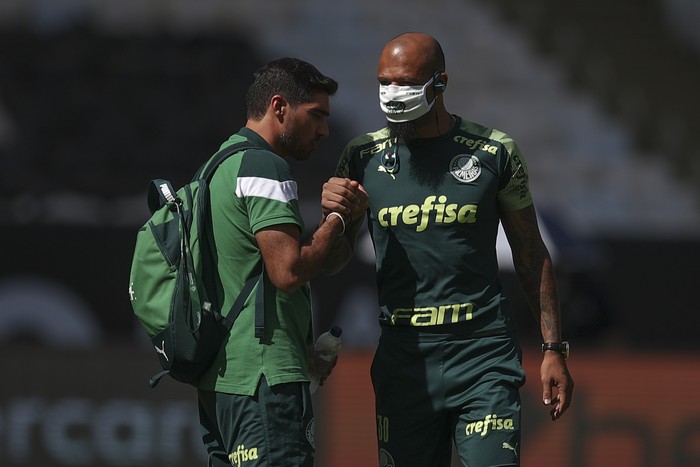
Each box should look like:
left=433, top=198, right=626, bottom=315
left=379, top=76, right=436, bottom=123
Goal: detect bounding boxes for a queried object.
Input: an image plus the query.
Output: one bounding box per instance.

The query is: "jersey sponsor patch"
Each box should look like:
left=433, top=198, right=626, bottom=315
left=464, top=413, right=515, bottom=438
left=449, top=154, right=481, bottom=183
left=229, top=444, right=259, bottom=465
left=388, top=302, right=474, bottom=326
left=377, top=195, right=478, bottom=232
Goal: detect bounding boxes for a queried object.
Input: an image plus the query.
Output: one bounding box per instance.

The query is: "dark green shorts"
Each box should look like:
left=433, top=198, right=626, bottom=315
left=371, top=328, right=526, bottom=467
left=198, top=377, right=314, bottom=467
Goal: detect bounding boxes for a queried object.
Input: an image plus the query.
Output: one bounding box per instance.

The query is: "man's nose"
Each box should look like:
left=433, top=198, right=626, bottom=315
left=318, top=120, right=329, bottom=139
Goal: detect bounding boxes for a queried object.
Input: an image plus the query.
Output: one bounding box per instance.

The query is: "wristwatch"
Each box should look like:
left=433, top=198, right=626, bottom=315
left=541, top=341, right=569, bottom=359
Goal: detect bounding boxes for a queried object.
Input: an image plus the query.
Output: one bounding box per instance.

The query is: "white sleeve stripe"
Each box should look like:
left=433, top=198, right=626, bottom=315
left=235, top=177, right=298, bottom=202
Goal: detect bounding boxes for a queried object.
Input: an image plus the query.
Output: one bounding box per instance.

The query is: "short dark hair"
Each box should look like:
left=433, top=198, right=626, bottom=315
left=246, top=57, right=338, bottom=120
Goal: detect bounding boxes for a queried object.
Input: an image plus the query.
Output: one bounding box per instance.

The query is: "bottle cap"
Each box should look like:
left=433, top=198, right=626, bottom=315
left=330, top=326, right=343, bottom=338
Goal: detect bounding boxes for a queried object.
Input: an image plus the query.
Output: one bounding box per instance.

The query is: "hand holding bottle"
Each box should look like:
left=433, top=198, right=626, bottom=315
left=308, top=326, right=342, bottom=393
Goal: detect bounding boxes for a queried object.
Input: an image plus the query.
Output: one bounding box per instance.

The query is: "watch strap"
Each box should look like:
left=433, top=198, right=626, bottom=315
left=542, top=341, right=569, bottom=358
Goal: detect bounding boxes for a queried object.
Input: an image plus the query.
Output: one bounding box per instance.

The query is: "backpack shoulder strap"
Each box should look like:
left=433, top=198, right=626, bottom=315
left=195, top=140, right=256, bottom=183
left=221, top=263, right=265, bottom=335
left=196, top=139, right=266, bottom=339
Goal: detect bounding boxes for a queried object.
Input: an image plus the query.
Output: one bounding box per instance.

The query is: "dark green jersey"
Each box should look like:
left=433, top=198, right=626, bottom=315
left=337, top=116, right=533, bottom=336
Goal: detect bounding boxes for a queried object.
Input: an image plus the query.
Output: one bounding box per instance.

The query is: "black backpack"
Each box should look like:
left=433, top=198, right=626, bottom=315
left=128, top=141, right=265, bottom=388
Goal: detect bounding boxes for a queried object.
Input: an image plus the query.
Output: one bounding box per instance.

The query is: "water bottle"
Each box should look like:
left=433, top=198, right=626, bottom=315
left=309, top=326, right=342, bottom=394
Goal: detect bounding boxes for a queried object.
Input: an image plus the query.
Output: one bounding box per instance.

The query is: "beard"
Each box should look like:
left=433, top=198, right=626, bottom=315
left=279, top=116, right=313, bottom=161
left=387, top=120, right=418, bottom=141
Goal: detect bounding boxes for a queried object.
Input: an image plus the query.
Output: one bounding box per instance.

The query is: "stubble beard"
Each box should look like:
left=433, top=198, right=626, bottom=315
left=279, top=117, right=312, bottom=161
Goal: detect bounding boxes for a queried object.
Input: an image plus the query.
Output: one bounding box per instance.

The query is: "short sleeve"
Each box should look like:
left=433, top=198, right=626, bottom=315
left=497, top=139, right=533, bottom=212
left=236, top=150, right=303, bottom=233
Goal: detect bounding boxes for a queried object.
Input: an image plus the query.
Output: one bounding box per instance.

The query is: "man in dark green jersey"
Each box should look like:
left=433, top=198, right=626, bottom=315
left=195, top=58, right=367, bottom=467
left=321, top=33, right=573, bottom=466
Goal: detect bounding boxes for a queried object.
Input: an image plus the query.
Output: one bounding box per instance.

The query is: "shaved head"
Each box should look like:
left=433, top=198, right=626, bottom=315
left=380, top=32, right=445, bottom=76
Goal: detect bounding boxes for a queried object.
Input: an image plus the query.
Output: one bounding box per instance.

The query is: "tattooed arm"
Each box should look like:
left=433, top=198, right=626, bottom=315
left=501, top=204, right=574, bottom=421
left=501, top=204, right=561, bottom=342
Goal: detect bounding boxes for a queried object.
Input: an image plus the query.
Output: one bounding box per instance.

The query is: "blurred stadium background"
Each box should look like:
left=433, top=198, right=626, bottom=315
left=1, top=0, right=700, bottom=466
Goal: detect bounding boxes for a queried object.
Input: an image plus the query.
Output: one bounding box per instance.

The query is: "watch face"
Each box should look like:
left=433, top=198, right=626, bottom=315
left=561, top=341, right=570, bottom=359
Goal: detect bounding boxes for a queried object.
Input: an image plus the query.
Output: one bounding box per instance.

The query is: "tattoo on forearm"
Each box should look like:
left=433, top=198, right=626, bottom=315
left=508, top=210, right=561, bottom=342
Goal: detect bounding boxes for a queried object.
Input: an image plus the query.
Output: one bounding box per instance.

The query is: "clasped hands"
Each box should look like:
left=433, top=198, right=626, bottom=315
left=321, top=177, right=368, bottom=225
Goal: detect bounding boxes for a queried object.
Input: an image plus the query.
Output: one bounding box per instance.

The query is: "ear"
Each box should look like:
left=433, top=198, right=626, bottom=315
left=271, top=95, right=287, bottom=120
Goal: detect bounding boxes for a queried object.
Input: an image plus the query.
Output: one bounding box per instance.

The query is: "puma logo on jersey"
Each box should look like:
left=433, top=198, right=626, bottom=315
left=154, top=340, right=169, bottom=362
left=502, top=442, right=518, bottom=457
left=378, top=165, right=396, bottom=179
